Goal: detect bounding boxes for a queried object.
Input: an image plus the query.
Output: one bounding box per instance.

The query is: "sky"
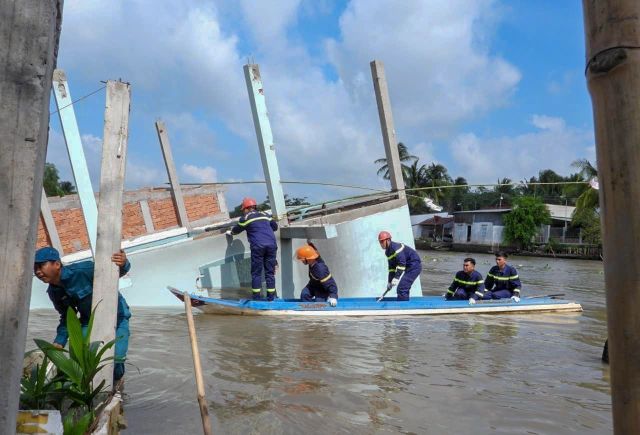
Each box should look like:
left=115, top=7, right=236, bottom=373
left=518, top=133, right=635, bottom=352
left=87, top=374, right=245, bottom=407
left=46, top=0, right=596, bottom=208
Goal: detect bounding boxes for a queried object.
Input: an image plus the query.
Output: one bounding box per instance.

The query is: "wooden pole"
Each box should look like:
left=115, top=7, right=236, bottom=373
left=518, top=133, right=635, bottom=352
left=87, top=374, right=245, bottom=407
left=92, top=80, right=131, bottom=390
left=582, top=2, right=640, bottom=433
left=155, top=120, right=191, bottom=231
left=0, top=1, right=63, bottom=432
left=370, top=60, right=406, bottom=200
left=183, top=292, right=213, bottom=435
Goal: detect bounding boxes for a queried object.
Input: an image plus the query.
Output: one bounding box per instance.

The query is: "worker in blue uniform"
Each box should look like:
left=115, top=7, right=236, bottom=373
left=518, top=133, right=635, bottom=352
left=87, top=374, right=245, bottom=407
left=484, top=251, right=522, bottom=302
left=296, top=244, right=338, bottom=307
left=378, top=231, right=422, bottom=301
left=444, top=257, right=487, bottom=304
left=33, top=246, right=132, bottom=382
left=226, top=197, right=279, bottom=301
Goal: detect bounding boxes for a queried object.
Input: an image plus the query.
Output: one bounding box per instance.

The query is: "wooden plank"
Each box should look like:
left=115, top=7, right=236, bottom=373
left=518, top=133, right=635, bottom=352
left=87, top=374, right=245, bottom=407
left=370, top=60, right=406, bottom=199
left=0, top=1, right=62, bottom=432
left=92, top=80, right=131, bottom=390
left=40, top=188, right=64, bottom=254
left=155, top=121, right=191, bottom=230
left=583, top=2, right=640, bottom=433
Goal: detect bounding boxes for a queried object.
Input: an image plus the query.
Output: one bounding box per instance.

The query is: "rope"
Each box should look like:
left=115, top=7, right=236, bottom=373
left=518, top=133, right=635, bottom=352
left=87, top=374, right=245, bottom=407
left=50, top=85, right=107, bottom=116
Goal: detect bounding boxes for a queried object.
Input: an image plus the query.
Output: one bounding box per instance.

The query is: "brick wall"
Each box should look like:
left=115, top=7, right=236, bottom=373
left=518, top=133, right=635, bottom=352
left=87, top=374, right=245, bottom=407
left=37, top=185, right=228, bottom=255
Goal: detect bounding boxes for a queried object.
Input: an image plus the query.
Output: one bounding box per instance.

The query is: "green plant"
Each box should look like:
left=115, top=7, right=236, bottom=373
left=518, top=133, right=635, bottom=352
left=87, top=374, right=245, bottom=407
left=19, top=353, right=62, bottom=410
left=63, top=407, right=95, bottom=435
left=503, top=196, right=551, bottom=249
left=36, top=306, right=116, bottom=410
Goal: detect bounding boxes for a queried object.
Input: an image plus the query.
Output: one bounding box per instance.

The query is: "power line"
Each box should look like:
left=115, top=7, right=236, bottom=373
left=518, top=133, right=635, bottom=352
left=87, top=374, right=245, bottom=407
left=50, top=85, right=107, bottom=115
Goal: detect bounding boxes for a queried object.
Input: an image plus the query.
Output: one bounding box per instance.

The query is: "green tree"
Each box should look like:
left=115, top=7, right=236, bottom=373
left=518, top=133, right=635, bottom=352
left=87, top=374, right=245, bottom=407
left=43, top=163, right=76, bottom=197
left=503, top=196, right=551, bottom=249
left=374, top=142, right=418, bottom=181
left=421, top=163, right=452, bottom=204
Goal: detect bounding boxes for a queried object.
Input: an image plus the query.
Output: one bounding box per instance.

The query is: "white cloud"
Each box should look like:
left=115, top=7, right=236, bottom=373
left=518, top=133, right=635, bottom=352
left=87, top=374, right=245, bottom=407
left=181, top=164, right=218, bottom=183
left=449, top=115, right=594, bottom=184
left=326, top=0, right=521, bottom=136
left=531, top=114, right=565, bottom=131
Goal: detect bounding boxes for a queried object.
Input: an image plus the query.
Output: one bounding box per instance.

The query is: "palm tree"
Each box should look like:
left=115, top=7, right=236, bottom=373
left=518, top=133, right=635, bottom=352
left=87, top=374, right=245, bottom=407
left=571, top=159, right=599, bottom=212
left=374, top=142, right=418, bottom=180
left=422, top=163, right=453, bottom=204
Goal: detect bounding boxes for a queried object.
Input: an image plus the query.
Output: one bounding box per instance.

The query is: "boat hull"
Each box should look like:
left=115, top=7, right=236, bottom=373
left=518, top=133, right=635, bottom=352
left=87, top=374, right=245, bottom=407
left=168, top=287, right=583, bottom=317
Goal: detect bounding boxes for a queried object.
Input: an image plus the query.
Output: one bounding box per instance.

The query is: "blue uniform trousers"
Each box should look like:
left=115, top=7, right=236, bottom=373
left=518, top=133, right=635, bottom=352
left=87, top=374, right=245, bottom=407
left=301, top=287, right=328, bottom=302
left=489, top=289, right=513, bottom=299
left=80, top=317, right=129, bottom=381
left=251, top=244, right=277, bottom=299
left=397, top=266, right=421, bottom=301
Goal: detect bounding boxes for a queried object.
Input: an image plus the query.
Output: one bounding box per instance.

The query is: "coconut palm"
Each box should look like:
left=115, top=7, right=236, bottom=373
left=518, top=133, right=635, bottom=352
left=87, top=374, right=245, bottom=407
left=374, top=142, right=418, bottom=180
left=421, top=163, right=453, bottom=204
left=571, top=159, right=599, bottom=211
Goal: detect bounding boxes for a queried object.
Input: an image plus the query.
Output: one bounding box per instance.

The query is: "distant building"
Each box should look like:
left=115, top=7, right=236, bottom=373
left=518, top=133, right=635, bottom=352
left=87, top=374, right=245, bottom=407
left=410, top=212, right=450, bottom=239
left=417, top=215, right=454, bottom=241
left=451, top=204, right=578, bottom=251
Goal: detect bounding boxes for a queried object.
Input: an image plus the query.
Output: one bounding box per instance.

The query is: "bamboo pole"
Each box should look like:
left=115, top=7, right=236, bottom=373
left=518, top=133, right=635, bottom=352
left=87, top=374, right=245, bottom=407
left=183, top=292, right=213, bottom=435
left=0, top=1, right=62, bottom=432
left=582, top=2, right=640, bottom=433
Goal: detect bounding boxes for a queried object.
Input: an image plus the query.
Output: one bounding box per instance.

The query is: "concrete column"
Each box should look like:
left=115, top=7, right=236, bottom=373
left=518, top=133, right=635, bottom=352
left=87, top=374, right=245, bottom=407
left=370, top=60, right=406, bottom=199
left=0, top=1, right=62, bottom=432
left=243, top=64, right=287, bottom=222
left=40, top=188, right=64, bottom=254
left=155, top=120, right=191, bottom=231
left=583, top=2, right=640, bottom=433
left=139, top=199, right=155, bottom=233
left=52, top=69, right=99, bottom=255
left=92, top=80, right=131, bottom=389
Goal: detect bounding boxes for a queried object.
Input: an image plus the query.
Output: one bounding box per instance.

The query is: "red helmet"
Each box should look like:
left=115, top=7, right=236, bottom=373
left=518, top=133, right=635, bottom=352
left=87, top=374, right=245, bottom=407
left=241, top=197, right=257, bottom=210
left=378, top=231, right=392, bottom=242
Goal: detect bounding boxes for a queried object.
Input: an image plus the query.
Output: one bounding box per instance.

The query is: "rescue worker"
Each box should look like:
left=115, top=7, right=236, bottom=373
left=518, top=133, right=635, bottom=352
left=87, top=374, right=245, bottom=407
left=378, top=231, right=422, bottom=301
left=484, top=251, right=522, bottom=302
left=295, top=244, right=338, bottom=307
left=33, top=246, right=131, bottom=382
left=226, top=197, right=278, bottom=301
left=444, top=257, right=486, bottom=304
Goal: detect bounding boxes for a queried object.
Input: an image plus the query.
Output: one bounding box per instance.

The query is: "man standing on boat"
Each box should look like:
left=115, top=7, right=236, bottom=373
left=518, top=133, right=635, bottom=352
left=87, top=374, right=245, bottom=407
left=226, top=197, right=279, bottom=301
left=484, top=251, right=521, bottom=302
left=295, top=244, right=338, bottom=307
left=33, top=246, right=131, bottom=382
left=444, top=257, right=487, bottom=304
left=378, top=231, right=422, bottom=301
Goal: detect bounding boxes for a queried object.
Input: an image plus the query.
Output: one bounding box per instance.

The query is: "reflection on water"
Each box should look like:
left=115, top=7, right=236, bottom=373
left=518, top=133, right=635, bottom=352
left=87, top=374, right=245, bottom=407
left=26, top=251, right=611, bottom=434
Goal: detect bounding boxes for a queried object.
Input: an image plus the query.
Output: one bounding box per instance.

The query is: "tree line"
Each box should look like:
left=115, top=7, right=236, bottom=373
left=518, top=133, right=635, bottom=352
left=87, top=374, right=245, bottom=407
left=375, top=143, right=601, bottom=246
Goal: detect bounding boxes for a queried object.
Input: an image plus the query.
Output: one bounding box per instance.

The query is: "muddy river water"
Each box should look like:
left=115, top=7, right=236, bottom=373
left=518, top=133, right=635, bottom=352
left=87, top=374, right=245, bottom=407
left=26, top=251, right=611, bottom=434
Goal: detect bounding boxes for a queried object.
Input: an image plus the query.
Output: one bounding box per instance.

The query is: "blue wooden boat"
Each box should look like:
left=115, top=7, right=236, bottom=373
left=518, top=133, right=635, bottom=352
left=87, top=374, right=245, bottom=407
left=168, top=286, right=582, bottom=317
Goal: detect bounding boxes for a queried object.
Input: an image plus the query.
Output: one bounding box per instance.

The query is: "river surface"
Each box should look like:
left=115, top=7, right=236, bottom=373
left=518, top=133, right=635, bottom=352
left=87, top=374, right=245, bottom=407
left=26, top=251, right=611, bottom=434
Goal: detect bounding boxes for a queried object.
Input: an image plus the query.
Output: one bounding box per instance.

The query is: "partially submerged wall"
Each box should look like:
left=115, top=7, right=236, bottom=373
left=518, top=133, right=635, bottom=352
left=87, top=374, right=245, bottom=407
left=36, top=185, right=228, bottom=254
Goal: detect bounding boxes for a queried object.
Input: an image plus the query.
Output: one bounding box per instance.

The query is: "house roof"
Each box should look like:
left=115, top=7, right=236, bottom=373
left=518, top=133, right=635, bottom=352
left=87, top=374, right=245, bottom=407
left=419, top=215, right=454, bottom=226
left=451, top=204, right=576, bottom=221
left=546, top=204, right=575, bottom=221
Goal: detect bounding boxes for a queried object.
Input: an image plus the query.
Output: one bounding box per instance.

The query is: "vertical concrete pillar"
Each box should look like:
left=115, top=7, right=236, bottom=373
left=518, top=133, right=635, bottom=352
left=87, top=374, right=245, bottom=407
left=583, top=1, right=640, bottom=433
left=40, top=188, right=64, bottom=254
left=92, top=80, right=131, bottom=389
left=52, top=69, right=98, bottom=255
left=370, top=60, right=406, bottom=199
left=0, top=1, right=63, bottom=432
left=155, top=120, right=191, bottom=231
left=243, top=64, right=287, bottom=221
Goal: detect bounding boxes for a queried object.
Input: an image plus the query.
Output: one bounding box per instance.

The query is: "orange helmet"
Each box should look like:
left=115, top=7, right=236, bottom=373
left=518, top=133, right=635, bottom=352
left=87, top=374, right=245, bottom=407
left=378, top=231, right=392, bottom=242
left=241, top=197, right=257, bottom=210
left=296, top=245, right=319, bottom=261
